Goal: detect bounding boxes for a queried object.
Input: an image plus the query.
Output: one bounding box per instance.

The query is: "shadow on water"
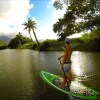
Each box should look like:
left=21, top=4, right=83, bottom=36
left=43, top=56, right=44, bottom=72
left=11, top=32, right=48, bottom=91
left=0, top=49, right=100, bottom=100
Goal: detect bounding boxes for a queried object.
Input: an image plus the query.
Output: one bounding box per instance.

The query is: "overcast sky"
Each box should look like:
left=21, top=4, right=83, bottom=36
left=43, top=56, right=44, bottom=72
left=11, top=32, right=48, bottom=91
left=0, top=0, right=84, bottom=41
left=0, top=0, right=68, bottom=40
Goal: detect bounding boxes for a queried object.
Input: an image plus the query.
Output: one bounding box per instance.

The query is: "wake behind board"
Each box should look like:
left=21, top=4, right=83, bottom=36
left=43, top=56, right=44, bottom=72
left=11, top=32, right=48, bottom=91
left=40, top=71, right=99, bottom=99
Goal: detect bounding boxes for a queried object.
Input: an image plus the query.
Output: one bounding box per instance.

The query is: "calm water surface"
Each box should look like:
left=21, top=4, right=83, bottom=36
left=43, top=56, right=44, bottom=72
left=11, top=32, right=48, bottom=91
left=0, top=49, right=100, bottom=100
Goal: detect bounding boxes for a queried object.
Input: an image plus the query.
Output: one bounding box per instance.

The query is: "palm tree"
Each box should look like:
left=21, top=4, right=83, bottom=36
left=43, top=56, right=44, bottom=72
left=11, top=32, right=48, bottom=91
left=23, top=18, right=39, bottom=45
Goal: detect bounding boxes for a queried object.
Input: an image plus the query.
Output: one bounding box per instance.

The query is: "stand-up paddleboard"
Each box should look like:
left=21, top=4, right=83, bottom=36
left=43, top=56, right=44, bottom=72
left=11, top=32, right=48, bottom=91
left=40, top=71, right=100, bottom=99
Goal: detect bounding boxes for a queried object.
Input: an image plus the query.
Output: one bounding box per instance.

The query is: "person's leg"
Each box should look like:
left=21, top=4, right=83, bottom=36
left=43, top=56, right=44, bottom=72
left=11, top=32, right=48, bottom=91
left=64, top=64, right=71, bottom=91
left=58, top=75, right=67, bottom=89
left=63, top=75, right=68, bottom=87
left=67, top=71, right=72, bottom=86
left=60, top=64, right=71, bottom=89
left=64, top=73, right=70, bottom=91
left=69, top=71, right=72, bottom=80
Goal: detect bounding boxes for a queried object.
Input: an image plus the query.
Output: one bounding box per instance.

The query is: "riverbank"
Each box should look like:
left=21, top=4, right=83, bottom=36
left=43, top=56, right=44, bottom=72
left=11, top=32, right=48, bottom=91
left=1, top=28, right=100, bottom=51
left=1, top=38, right=100, bottom=52
left=0, top=41, right=7, bottom=50
left=0, top=49, right=100, bottom=100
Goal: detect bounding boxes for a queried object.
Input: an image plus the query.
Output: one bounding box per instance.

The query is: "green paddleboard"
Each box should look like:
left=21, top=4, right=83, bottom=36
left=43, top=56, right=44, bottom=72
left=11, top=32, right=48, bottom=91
left=40, top=71, right=100, bottom=99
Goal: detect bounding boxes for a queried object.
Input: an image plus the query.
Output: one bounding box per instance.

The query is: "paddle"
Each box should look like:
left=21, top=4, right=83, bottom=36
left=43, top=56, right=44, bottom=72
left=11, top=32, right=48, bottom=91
left=58, top=59, right=69, bottom=85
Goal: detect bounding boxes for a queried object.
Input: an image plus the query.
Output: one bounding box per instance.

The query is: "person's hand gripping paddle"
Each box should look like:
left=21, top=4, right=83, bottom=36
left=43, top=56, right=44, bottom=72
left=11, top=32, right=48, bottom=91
left=58, top=59, right=69, bottom=86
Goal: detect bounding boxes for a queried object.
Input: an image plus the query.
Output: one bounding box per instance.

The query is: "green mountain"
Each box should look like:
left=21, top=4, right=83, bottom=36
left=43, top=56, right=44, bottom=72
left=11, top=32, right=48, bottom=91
left=0, top=35, right=11, bottom=43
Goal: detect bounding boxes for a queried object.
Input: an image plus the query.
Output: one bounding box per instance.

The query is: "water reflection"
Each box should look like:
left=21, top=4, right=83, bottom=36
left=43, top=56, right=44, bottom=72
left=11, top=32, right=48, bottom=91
left=0, top=49, right=100, bottom=100
left=71, top=51, right=100, bottom=81
left=72, top=51, right=82, bottom=76
left=0, top=49, right=34, bottom=100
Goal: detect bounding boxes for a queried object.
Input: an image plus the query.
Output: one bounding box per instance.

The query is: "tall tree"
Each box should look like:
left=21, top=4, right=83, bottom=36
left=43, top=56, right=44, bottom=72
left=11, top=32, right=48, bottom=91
left=8, top=32, right=32, bottom=48
left=53, top=0, right=100, bottom=40
left=23, top=18, right=39, bottom=45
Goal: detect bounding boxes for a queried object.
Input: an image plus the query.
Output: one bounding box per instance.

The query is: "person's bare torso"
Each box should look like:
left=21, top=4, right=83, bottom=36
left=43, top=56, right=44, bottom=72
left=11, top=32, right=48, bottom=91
left=63, top=45, right=72, bottom=63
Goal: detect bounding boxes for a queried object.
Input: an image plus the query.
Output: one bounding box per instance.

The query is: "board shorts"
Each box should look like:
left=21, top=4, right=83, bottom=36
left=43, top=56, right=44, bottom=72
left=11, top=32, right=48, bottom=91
left=63, top=62, right=71, bottom=74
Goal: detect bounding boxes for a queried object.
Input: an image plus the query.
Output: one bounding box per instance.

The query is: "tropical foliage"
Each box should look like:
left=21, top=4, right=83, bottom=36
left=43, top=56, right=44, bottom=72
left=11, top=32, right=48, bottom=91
left=0, top=41, right=7, bottom=50
left=1, top=0, right=100, bottom=51
left=23, top=18, right=39, bottom=45
left=71, top=28, right=100, bottom=51
left=18, top=42, right=34, bottom=49
left=3, top=28, right=100, bottom=51
left=8, top=32, right=32, bottom=49
left=53, top=0, right=100, bottom=40
left=38, top=39, right=63, bottom=51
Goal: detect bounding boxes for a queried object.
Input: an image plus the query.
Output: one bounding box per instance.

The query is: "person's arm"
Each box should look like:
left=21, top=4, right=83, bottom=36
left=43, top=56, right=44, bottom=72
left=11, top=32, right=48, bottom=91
left=62, top=47, right=68, bottom=66
left=58, top=55, right=64, bottom=60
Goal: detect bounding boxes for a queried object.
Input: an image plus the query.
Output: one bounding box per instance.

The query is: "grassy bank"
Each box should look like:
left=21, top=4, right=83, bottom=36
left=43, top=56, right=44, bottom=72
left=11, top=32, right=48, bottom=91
left=6, top=28, right=100, bottom=51
left=7, top=38, right=100, bottom=51
left=16, top=37, right=100, bottom=51
left=71, top=38, right=100, bottom=51
left=0, top=41, right=7, bottom=50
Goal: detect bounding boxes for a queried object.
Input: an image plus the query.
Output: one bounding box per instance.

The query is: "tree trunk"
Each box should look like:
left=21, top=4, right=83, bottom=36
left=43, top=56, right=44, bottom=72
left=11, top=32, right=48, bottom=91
left=32, top=29, right=39, bottom=46
left=29, top=32, right=33, bottom=41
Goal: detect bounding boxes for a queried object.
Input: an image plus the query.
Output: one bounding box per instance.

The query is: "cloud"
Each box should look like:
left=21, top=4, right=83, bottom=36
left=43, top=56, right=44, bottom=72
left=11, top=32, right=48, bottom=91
left=68, top=32, right=84, bottom=38
left=34, top=0, right=67, bottom=40
left=0, top=0, right=32, bottom=38
left=35, top=24, right=58, bottom=40
left=47, top=4, right=51, bottom=8
left=0, top=0, right=67, bottom=40
left=46, top=0, right=54, bottom=8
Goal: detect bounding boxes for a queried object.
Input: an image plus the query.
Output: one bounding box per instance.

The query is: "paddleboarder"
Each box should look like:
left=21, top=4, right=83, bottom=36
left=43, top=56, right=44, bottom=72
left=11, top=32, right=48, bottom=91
left=58, top=38, right=72, bottom=90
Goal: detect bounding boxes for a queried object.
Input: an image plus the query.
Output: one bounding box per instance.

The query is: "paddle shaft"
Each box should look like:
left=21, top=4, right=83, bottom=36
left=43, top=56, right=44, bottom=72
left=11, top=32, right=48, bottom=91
left=59, top=60, right=68, bottom=83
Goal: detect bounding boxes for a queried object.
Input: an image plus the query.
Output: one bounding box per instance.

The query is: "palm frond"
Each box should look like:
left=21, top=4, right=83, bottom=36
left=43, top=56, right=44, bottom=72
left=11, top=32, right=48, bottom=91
left=22, top=18, right=39, bottom=44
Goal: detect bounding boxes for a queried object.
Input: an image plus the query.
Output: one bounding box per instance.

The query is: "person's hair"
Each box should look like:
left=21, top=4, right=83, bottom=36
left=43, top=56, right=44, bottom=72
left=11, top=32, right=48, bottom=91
left=66, top=42, right=70, bottom=44
left=65, top=38, right=70, bottom=44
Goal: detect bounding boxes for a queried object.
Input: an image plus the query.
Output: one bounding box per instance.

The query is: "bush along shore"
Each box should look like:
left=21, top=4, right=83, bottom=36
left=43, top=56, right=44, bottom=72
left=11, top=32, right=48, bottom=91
left=0, top=41, right=7, bottom=50
left=1, top=28, right=100, bottom=51
left=1, top=38, right=100, bottom=51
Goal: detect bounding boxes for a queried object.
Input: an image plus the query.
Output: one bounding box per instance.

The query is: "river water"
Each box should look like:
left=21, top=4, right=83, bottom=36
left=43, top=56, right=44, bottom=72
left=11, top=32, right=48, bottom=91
left=0, top=49, right=100, bottom=100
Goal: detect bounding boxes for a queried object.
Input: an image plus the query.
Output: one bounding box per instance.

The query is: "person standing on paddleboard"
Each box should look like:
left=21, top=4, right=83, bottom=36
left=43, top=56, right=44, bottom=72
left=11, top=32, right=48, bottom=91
left=58, top=38, right=72, bottom=90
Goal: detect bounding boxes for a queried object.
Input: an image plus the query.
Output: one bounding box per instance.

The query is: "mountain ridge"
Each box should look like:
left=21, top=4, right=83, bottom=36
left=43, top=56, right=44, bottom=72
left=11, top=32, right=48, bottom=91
left=0, top=35, right=11, bottom=43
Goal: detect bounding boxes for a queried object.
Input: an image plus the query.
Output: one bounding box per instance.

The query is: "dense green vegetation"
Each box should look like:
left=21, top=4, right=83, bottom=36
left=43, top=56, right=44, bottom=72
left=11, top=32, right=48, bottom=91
left=1, top=1, right=99, bottom=51
left=71, top=28, right=100, bottom=51
left=8, top=32, right=33, bottom=49
left=0, top=26, right=98, bottom=51
left=53, top=0, right=100, bottom=40
left=0, top=26, right=100, bottom=51
left=38, top=40, right=64, bottom=51
left=0, top=41, right=7, bottom=50
left=23, top=18, right=39, bottom=45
